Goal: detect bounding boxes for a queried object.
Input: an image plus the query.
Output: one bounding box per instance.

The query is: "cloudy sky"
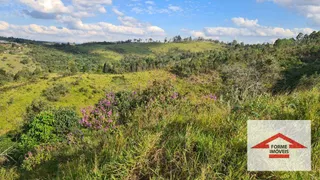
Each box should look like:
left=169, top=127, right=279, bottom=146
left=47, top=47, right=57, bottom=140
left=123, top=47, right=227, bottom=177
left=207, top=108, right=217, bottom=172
left=0, top=0, right=319, bottom=43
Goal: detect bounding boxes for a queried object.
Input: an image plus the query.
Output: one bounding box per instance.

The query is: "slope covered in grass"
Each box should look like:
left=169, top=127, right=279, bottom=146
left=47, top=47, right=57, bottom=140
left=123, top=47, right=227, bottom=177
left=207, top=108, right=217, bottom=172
left=0, top=44, right=36, bottom=74
left=1, top=76, right=319, bottom=179
left=0, top=70, right=171, bottom=135
left=0, top=41, right=224, bottom=77
left=1, top=33, right=320, bottom=179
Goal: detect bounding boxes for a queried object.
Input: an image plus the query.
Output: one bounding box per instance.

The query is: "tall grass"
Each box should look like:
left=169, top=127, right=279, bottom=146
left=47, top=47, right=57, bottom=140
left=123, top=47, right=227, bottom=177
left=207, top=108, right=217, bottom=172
left=2, top=79, right=319, bottom=179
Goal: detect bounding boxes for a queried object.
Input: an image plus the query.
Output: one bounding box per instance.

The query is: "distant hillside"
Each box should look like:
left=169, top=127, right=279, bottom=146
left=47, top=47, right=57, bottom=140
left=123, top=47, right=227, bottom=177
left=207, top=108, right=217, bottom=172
left=0, top=38, right=224, bottom=76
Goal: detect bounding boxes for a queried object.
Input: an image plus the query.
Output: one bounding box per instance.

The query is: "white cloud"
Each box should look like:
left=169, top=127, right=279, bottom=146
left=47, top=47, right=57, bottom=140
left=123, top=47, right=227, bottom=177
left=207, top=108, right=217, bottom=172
left=190, top=30, right=219, bottom=40
left=147, top=26, right=165, bottom=34
left=0, top=17, right=165, bottom=43
left=19, top=0, right=111, bottom=19
left=145, top=1, right=154, bottom=5
left=0, top=0, right=9, bottom=3
left=98, top=7, right=107, bottom=13
left=112, top=8, right=125, bottom=16
left=118, top=16, right=142, bottom=27
left=131, top=4, right=182, bottom=14
left=168, top=5, right=182, bottom=12
left=10, top=0, right=166, bottom=42
left=0, top=21, right=9, bottom=31
left=19, top=0, right=72, bottom=14
left=73, top=0, right=112, bottom=7
left=258, top=0, right=320, bottom=25
left=56, top=13, right=164, bottom=36
left=72, top=0, right=112, bottom=14
left=190, top=30, right=206, bottom=37
left=190, top=17, right=314, bottom=42
left=232, top=17, right=258, bottom=28
left=132, top=7, right=143, bottom=14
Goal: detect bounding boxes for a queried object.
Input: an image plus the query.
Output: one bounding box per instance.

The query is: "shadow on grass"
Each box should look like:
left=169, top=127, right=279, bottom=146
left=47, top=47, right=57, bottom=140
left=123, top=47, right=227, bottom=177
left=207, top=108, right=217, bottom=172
left=18, top=146, right=95, bottom=180
left=272, top=60, right=320, bottom=94
left=45, top=42, right=161, bottom=56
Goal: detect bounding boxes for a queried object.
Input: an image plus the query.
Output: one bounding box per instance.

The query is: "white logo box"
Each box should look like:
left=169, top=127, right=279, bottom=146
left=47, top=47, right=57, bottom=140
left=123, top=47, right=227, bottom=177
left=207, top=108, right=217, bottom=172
left=247, top=120, right=311, bottom=171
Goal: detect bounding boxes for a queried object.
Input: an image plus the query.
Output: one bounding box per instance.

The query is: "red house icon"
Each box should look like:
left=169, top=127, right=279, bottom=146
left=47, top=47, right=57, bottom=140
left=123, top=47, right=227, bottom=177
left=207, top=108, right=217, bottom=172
left=252, top=133, right=306, bottom=158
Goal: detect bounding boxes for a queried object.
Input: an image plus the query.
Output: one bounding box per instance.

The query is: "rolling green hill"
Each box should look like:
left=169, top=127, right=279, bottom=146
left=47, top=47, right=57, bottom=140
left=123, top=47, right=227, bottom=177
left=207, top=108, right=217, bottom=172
left=0, top=40, right=224, bottom=77
left=0, top=44, right=36, bottom=74
left=0, top=70, right=171, bottom=135
left=1, top=34, right=320, bottom=179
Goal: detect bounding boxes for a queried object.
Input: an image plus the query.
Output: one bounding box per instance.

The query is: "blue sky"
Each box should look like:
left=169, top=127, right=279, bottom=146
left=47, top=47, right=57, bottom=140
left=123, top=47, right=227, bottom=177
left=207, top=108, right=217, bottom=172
left=0, top=0, right=319, bottom=43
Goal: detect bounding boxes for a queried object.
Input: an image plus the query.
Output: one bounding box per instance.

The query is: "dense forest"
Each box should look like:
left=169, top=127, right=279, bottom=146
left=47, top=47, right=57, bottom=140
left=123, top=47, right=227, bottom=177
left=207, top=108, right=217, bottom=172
left=1, top=32, right=320, bottom=179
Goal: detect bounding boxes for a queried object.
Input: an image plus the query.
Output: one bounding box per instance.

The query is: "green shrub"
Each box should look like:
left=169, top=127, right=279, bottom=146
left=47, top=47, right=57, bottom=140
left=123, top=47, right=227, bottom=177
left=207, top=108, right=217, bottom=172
left=22, top=144, right=57, bottom=171
left=0, top=68, right=13, bottom=85
left=111, top=75, right=127, bottom=84
left=0, top=136, right=16, bottom=166
left=114, top=91, right=137, bottom=125
left=25, top=99, right=51, bottom=123
left=296, top=73, right=320, bottom=91
left=20, top=59, right=29, bottom=65
left=81, top=80, right=178, bottom=128
left=221, top=57, right=280, bottom=102
left=139, top=80, right=177, bottom=105
left=53, top=108, right=80, bottom=137
left=14, top=68, right=32, bottom=81
left=42, top=84, right=69, bottom=101
left=20, top=112, right=59, bottom=151
left=78, top=87, right=89, bottom=94
left=21, top=106, right=80, bottom=152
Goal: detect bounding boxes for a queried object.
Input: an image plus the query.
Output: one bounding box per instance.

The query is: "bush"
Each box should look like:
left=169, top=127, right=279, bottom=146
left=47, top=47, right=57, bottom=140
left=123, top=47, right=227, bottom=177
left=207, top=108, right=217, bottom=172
left=111, top=75, right=127, bottom=84
left=78, top=87, right=89, bottom=94
left=14, top=68, right=32, bottom=81
left=296, top=73, right=320, bottom=91
left=20, top=112, right=59, bottom=151
left=42, top=84, right=69, bottom=101
left=53, top=108, right=80, bottom=137
left=21, top=105, right=81, bottom=152
left=80, top=80, right=179, bottom=129
left=221, top=57, right=280, bottom=102
left=0, top=68, right=13, bottom=85
left=25, top=99, right=51, bottom=123
left=0, top=136, right=16, bottom=166
left=20, top=59, right=29, bottom=65
left=22, top=144, right=58, bottom=171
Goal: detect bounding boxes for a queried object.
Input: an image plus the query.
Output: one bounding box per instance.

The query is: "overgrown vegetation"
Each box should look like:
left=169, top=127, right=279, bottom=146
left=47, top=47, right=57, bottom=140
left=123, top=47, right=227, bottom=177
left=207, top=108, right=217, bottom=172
left=42, top=84, right=69, bottom=102
left=1, top=32, right=320, bottom=179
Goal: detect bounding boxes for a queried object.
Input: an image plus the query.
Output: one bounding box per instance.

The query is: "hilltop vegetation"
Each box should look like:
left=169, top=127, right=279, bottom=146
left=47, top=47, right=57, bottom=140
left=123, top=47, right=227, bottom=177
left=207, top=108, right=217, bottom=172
left=1, top=32, right=320, bottom=179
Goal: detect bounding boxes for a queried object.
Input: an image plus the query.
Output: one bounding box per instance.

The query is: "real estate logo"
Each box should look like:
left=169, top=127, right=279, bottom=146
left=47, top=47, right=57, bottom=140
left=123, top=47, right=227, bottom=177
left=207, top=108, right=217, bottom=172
left=247, top=120, right=311, bottom=171
left=252, top=133, right=307, bottom=159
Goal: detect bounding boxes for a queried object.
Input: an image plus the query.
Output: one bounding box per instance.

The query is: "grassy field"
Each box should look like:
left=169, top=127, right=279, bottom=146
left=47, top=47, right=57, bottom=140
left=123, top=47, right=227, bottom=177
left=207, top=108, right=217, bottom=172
left=1, top=41, right=222, bottom=134
left=1, top=38, right=320, bottom=179
left=148, top=41, right=225, bottom=53
left=83, top=42, right=224, bottom=61
left=0, top=70, right=171, bottom=135
left=1, top=41, right=224, bottom=75
left=1, top=73, right=319, bottom=179
left=0, top=45, right=36, bottom=74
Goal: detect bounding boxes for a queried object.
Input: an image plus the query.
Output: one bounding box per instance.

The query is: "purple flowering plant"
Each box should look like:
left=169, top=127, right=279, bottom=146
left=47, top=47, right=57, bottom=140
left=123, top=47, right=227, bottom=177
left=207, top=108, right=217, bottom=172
left=80, top=92, right=117, bottom=131
left=205, top=94, right=218, bottom=101
left=80, top=80, right=179, bottom=131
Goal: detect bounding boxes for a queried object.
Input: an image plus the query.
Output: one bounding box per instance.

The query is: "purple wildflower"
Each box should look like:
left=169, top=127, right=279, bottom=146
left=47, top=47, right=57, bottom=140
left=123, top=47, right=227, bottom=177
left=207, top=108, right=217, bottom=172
left=171, top=92, right=179, bottom=99
left=107, top=110, right=112, bottom=117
